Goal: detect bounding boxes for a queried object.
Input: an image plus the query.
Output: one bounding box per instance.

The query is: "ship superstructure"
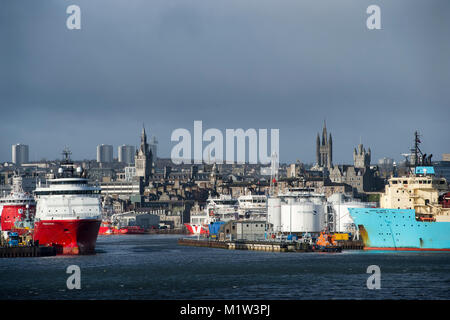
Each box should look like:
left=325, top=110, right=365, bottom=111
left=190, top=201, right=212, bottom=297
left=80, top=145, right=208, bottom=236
left=185, top=194, right=238, bottom=235
left=33, top=148, right=101, bottom=254
left=380, top=172, right=449, bottom=221
left=237, top=193, right=267, bottom=220
left=0, top=174, right=36, bottom=235
left=204, top=194, right=239, bottom=222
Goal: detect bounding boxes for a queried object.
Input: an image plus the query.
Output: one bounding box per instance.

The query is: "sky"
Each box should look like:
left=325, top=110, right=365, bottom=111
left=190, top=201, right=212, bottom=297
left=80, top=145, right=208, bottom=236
left=1, top=0, right=449, bottom=164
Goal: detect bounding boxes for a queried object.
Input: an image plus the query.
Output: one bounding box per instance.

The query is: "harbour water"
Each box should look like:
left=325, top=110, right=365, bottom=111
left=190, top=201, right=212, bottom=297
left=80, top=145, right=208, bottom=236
left=0, top=234, right=449, bottom=300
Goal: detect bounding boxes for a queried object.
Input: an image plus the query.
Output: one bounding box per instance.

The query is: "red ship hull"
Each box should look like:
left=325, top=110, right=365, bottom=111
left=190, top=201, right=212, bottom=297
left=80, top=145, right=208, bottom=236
left=99, top=226, right=114, bottom=235
left=1, top=205, right=35, bottom=235
left=33, top=219, right=101, bottom=255
left=184, top=223, right=209, bottom=235
left=99, top=221, right=117, bottom=235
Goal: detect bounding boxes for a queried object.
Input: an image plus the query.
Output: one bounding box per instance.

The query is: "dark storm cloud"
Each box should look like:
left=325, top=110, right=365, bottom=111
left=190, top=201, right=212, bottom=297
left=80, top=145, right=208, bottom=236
left=1, top=0, right=449, bottom=163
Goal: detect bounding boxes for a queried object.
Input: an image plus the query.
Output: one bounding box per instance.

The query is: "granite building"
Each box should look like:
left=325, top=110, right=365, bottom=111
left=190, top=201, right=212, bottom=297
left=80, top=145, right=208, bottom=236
left=329, top=143, right=383, bottom=193
left=353, top=144, right=371, bottom=169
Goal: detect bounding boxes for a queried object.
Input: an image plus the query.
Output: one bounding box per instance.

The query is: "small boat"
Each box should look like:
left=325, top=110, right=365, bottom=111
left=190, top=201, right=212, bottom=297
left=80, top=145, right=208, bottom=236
left=118, top=226, right=146, bottom=234
left=98, top=220, right=115, bottom=235
left=313, top=231, right=342, bottom=252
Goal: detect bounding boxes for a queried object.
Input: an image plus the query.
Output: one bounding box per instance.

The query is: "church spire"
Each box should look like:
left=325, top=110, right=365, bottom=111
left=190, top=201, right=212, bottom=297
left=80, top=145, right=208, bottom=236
left=135, top=124, right=152, bottom=185
left=141, top=124, right=147, bottom=144
left=322, top=119, right=327, bottom=145
left=316, top=120, right=332, bottom=169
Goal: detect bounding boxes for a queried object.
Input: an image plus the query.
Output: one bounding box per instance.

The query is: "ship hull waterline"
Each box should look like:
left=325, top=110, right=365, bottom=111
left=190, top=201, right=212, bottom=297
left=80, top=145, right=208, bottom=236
left=33, top=219, right=101, bottom=255
left=184, top=223, right=209, bottom=235
left=349, top=208, right=450, bottom=251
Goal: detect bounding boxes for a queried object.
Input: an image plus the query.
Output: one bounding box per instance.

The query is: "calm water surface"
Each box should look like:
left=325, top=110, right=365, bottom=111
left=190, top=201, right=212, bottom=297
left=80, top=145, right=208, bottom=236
left=1, top=234, right=449, bottom=299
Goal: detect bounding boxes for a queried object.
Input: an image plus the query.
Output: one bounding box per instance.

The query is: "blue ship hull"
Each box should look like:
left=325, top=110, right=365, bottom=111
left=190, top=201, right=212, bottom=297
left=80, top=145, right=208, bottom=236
left=348, top=208, right=450, bottom=251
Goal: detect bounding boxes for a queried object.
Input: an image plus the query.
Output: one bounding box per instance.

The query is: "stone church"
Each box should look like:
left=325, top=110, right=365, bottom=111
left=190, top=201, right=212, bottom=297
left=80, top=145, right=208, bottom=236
left=135, top=126, right=153, bottom=185
left=316, top=121, right=333, bottom=169
left=329, top=143, right=382, bottom=193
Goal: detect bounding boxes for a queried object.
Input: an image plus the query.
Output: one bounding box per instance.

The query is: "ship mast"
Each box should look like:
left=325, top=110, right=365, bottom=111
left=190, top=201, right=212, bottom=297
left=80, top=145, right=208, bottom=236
left=411, top=131, right=422, bottom=167
left=61, top=146, right=72, bottom=164
left=59, top=146, right=76, bottom=178
left=269, top=152, right=278, bottom=196
left=407, top=131, right=433, bottom=175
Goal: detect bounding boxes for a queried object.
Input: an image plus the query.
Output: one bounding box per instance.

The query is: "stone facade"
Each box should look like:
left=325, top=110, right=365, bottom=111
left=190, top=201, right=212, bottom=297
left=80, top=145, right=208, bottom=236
left=329, top=165, right=382, bottom=193
left=353, top=144, right=371, bottom=169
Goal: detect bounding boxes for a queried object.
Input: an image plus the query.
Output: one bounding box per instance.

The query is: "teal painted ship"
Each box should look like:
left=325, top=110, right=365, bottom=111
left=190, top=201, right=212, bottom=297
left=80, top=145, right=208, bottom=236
left=349, top=208, right=450, bottom=250
left=349, top=132, right=450, bottom=251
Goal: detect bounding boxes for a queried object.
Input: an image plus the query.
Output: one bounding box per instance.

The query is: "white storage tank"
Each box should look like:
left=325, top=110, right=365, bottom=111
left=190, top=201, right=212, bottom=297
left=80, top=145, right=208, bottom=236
left=267, top=197, right=281, bottom=232
left=328, top=193, right=375, bottom=232
left=280, top=198, right=325, bottom=233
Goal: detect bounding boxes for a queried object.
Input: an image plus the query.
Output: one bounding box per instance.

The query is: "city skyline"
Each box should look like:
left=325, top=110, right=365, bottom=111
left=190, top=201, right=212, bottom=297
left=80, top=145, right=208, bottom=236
left=2, top=124, right=444, bottom=165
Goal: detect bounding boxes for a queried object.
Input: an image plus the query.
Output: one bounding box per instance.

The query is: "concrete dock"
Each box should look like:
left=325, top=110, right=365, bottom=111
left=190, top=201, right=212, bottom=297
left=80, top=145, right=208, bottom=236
left=336, top=240, right=364, bottom=250
left=178, top=238, right=349, bottom=253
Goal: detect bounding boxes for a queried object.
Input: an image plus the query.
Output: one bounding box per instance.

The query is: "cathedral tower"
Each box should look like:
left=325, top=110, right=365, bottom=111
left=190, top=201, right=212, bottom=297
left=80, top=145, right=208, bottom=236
left=316, top=121, right=333, bottom=169
left=353, top=144, right=371, bottom=169
left=135, top=125, right=153, bottom=184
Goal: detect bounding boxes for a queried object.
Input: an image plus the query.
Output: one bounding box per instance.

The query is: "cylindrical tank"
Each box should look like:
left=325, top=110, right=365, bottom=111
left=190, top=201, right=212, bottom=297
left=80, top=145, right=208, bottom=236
left=335, top=202, right=369, bottom=232
left=280, top=198, right=324, bottom=233
left=267, top=197, right=281, bottom=232
left=328, top=193, right=372, bottom=232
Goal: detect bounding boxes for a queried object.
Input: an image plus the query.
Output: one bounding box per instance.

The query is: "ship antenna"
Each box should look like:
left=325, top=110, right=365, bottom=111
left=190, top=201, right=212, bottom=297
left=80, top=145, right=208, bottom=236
left=269, top=152, right=278, bottom=196
left=62, top=146, right=72, bottom=164
left=410, top=131, right=424, bottom=168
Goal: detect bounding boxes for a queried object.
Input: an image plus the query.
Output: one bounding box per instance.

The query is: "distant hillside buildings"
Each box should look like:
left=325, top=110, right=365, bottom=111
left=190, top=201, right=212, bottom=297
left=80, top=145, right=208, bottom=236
left=96, top=132, right=157, bottom=167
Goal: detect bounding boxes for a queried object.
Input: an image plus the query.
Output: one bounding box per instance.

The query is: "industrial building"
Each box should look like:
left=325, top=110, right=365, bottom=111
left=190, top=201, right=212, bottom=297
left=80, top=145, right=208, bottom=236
left=219, top=220, right=269, bottom=241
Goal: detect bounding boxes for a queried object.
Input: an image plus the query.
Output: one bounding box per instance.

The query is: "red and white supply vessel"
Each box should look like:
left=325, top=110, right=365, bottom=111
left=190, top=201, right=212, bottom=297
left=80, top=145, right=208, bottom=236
left=0, top=174, right=36, bottom=235
left=33, top=148, right=101, bottom=254
left=185, top=194, right=239, bottom=235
